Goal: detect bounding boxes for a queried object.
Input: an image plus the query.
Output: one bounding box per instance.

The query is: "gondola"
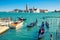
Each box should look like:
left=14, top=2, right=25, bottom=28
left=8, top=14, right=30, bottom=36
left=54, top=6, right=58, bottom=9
left=18, top=17, right=26, bottom=21
left=45, top=21, right=49, bottom=29
left=27, top=19, right=37, bottom=27
left=38, top=22, right=45, bottom=39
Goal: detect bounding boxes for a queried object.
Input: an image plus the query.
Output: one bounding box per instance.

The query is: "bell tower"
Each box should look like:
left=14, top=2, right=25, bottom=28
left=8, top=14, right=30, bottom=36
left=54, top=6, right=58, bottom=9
left=26, top=4, right=29, bottom=12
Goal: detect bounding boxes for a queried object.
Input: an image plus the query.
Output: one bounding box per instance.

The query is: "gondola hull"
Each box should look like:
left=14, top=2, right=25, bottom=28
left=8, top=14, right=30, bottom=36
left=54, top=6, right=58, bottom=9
left=27, top=22, right=37, bottom=27
left=38, top=34, right=44, bottom=39
left=18, top=17, right=26, bottom=21
left=27, top=19, right=37, bottom=27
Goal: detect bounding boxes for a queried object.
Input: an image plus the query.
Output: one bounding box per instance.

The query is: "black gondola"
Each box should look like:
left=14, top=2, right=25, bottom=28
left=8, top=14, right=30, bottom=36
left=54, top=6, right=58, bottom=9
left=18, top=17, right=26, bottom=21
left=45, top=21, right=49, bottom=29
left=27, top=19, right=37, bottom=27
left=38, top=22, right=45, bottom=39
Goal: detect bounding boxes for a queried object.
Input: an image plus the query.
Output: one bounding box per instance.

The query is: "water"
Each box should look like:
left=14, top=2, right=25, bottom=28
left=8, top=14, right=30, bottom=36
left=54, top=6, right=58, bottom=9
left=0, top=12, right=60, bottom=40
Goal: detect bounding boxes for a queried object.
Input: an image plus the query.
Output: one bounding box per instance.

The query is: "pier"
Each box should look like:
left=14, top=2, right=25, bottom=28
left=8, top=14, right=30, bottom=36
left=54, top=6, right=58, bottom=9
left=0, top=26, right=9, bottom=34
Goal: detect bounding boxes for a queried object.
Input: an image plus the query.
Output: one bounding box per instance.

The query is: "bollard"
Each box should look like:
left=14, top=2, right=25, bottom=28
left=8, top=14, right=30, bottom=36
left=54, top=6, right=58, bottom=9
left=50, top=33, right=53, bottom=40
left=56, top=30, right=58, bottom=40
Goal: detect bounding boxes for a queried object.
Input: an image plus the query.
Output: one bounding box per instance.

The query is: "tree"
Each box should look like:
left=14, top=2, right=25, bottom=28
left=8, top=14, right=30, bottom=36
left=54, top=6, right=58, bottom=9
left=55, top=10, right=57, bottom=12
left=14, top=9, right=19, bottom=12
left=18, top=10, right=23, bottom=12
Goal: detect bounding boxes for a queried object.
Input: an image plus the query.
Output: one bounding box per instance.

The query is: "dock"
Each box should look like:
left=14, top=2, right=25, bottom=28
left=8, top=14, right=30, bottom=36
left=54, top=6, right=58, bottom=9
left=0, top=26, right=9, bottom=34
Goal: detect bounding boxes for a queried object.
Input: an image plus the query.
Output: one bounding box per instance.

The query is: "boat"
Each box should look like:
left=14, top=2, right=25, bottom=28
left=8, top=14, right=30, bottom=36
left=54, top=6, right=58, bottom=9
left=18, top=17, right=26, bottom=21
left=40, top=22, right=44, bottom=28
left=38, top=22, right=45, bottom=39
left=27, top=19, right=37, bottom=27
left=0, top=18, right=13, bottom=26
left=45, top=21, right=49, bottom=29
left=9, top=20, right=23, bottom=30
left=38, top=28, right=45, bottom=39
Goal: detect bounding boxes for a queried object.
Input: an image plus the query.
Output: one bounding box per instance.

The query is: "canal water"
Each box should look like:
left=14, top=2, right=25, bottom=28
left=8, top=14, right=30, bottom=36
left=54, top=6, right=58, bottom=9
left=0, top=12, right=60, bottom=40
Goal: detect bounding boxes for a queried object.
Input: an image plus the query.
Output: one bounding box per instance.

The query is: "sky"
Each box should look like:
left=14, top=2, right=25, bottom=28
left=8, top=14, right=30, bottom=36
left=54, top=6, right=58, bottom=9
left=0, top=0, right=60, bottom=11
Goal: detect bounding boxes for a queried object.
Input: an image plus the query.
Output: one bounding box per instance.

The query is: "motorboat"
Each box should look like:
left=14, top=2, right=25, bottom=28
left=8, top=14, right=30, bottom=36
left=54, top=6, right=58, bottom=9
left=9, top=20, right=23, bottom=30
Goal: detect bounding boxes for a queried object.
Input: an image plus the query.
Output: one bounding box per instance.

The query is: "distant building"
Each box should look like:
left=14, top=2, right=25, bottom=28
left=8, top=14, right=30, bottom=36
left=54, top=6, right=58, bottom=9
left=14, top=9, right=19, bottom=12
left=10, top=4, right=48, bottom=13
left=40, top=9, right=48, bottom=13
left=29, top=6, right=48, bottom=13
left=44, top=10, right=48, bottom=13
left=54, top=10, right=60, bottom=12
left=29, top=8, right=48, bottom=13
left=10, top=9, right=23, bottom=13
left=32, top=7, right=40, bottom=13
left=29, top=7, right=33, bottom=13
left=23, top=10, right=26, bottom=12
left=33, top=9, right=40, bottom=13
left=29, top=7, right=40, bottom=13
left=18, top=10, right=23, bottom=12
left=26, top=4, right=29, bottom=12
